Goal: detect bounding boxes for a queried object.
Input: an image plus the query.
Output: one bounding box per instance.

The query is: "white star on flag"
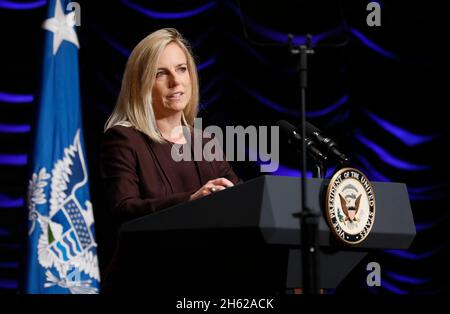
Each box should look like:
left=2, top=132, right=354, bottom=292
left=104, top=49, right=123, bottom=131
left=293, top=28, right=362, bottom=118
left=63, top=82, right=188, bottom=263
left=42, top=0, right=79, bottom=55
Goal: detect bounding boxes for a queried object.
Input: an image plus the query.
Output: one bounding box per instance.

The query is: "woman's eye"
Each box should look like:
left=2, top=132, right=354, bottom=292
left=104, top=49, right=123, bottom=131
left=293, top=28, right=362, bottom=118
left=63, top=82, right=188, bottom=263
left=156, top=71, right=165, bottom=78
left=178, top=67, right=187, bottom=73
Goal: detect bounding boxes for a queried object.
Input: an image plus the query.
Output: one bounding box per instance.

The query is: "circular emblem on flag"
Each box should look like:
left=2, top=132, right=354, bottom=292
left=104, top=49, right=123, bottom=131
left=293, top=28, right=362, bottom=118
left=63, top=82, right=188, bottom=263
left=326, top=168, right=376, bottom=245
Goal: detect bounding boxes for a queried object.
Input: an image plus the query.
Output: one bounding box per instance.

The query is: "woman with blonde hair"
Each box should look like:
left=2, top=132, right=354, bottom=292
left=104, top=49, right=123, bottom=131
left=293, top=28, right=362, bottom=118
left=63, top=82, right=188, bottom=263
left=100, top=28, right=239, bottom=292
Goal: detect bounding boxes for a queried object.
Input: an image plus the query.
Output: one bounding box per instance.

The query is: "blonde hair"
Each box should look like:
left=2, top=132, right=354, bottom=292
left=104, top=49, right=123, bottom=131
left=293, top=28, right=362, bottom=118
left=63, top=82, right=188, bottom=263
left=104, top=28, right=199, bottom=143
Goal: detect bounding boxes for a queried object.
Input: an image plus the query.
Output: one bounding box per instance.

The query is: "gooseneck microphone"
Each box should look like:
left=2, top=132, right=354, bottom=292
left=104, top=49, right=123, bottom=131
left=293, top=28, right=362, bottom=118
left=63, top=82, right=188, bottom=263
left=305, top=122, right=349, bottom=165
left=276, top=120, right=327, bottom=163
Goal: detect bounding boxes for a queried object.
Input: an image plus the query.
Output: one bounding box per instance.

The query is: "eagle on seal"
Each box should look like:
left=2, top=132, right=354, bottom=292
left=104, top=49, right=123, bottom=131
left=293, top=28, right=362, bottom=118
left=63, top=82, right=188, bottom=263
left=339, top=194, right=362, bottom=223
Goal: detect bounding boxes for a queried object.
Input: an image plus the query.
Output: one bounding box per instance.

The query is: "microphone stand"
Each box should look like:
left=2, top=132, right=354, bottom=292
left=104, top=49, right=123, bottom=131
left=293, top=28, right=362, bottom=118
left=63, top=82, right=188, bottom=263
left=289, top=34, right=321, bottom=294
left=313, top=161, right=325, bottom=179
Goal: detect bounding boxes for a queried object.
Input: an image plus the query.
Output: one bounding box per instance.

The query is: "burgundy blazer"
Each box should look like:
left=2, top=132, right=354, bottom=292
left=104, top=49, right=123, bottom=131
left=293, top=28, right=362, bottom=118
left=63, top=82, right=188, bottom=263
left=100, top=125, right=240, bottom=224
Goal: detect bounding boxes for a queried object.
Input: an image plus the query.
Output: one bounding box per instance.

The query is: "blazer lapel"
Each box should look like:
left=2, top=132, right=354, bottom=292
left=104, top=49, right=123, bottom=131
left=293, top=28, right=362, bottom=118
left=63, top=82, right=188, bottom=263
left=139, top=132, right=177, bottom=194
left=191, top=129, right=216, bottom=184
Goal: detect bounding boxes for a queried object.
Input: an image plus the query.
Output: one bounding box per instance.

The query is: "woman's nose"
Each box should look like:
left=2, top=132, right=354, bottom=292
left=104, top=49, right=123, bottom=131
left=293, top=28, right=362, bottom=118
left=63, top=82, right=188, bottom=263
left=168, top=72, right=180, bottom=87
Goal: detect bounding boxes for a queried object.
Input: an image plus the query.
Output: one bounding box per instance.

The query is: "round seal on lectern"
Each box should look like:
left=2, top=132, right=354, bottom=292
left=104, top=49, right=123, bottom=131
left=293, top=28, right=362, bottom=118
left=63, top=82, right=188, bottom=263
left=326, top=168, right=376, bottom=245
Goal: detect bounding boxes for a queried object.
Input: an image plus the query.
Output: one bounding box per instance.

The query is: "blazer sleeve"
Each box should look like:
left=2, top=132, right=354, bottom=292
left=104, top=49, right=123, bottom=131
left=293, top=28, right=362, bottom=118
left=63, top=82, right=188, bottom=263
left=212, top=159, right=241, bottom=186
left=206, top=134, right=241, bottom=185
left=100, top=127, right=192, bottom=223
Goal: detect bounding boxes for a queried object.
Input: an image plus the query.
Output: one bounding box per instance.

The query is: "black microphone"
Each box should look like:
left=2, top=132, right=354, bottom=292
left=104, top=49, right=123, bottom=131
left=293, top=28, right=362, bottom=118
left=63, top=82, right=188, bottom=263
left=304, top=122, right=349, bottom=165
left=276, top=120, right=327, bottom=163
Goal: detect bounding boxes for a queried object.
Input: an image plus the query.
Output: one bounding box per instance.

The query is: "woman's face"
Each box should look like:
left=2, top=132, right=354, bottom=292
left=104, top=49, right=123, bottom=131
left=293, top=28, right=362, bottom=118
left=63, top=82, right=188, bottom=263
left=152, top=42, right=192, bottom=118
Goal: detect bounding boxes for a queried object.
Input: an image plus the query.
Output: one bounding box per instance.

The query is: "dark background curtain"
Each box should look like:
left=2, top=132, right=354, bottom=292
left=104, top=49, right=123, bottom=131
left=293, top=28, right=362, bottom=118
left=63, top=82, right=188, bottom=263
left=0, top=0, right=448, bottom=294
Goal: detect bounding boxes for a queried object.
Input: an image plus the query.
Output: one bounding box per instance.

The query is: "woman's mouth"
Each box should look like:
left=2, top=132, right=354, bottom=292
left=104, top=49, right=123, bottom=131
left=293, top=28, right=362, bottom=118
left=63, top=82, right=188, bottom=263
left=167, top=92, right=184, bottom=101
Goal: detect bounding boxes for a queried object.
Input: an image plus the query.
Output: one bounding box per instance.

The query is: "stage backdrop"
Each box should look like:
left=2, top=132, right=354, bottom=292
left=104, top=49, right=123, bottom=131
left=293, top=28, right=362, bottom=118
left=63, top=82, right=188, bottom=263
left=0, top=0, right=448, bottom=294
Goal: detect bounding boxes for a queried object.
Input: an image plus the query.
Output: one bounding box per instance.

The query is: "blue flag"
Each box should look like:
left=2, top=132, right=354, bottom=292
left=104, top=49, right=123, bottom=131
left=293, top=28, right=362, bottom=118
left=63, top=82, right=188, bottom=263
left=26, top=0, right=100, bottom=294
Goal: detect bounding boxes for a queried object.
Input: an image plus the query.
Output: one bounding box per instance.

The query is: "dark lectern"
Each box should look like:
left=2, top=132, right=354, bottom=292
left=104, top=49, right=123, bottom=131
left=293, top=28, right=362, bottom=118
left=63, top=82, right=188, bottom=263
left=115, top=175, right=415, bottom=293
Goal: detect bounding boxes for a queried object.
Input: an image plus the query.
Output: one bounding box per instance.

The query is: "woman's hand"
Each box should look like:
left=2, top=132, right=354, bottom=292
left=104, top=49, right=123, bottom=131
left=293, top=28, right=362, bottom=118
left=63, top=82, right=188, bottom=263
left=190, top=178, right=234, bottom=201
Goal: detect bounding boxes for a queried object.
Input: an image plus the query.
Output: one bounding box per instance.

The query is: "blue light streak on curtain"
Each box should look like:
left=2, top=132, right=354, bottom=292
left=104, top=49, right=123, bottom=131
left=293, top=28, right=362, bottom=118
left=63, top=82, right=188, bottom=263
left=95, top=27, right=130, bottom=57
left=0, top=228, right=11, bottom=236
left=0, top=194, right=24, bottom=208
left=0, top=262, right=19, bottom=269
left=0, top=0, right=45, bottom=10
left=415, top=216, right=447, bottom=232
left=0, top=280, right=18, bottom=289
left=355, top=132, right=432, bottom=171
left=226, top=0, right=342, bottom=46
left=267, top=164, right=336, bottom=178
left=350, top=27, right=399, bottom=60
left=385, top=271, right=431, bottom=285
left=364, top=109, right=438, bottom=146
left=0, top=123, right=31, bottom=133
left=354, top=154, right=391, bottom=181
left=197, top=53, right=218, bottom=71
left=384, top=248, right=439, bottom=260
left=0, top=154, right=27, bottom=165
left=248, top=22, right=343, bottom=46
left=0, top=92, right=34, bottom=103
left=121, top=0, right=216, bottom=19
left=244, top=88, right=300, bottom=117
left=306, top=95, right=348, bottom=118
